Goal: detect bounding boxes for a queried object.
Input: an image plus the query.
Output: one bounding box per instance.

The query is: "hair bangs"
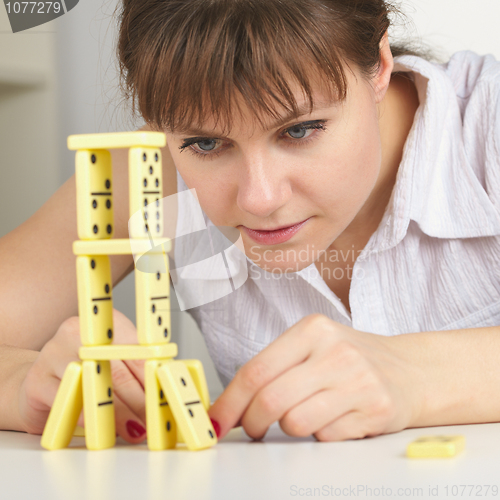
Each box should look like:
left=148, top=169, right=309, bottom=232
left=119, top=0, right=350, bottom=135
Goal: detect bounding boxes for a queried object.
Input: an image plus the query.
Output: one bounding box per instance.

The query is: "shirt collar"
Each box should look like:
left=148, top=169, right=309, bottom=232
left=360, top=51, right=500, bottom=260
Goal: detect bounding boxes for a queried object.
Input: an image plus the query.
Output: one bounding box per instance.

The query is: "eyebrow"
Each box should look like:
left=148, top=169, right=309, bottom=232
left=176, top=100, right=336, bottom=137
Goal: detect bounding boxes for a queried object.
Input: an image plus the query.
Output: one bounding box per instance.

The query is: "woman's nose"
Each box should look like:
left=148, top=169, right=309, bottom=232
left=235, top=152, right=292, bottom=218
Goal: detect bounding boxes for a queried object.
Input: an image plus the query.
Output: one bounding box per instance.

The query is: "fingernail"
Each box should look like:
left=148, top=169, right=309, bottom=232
left=210, top=418, right=221, bottom=438
left=126, top=420, right=146, bottom=438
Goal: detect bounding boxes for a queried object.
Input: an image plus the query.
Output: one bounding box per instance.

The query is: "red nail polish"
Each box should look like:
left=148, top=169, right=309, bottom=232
left=210, top=418, right=221, bottom=438
left=126, top=420, right=146, bottom=438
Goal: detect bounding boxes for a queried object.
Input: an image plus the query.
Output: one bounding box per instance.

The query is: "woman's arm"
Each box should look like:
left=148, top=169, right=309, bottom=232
left=391, top=325, right=500, bottom=427
left=207, top=315, right=500, bottom=441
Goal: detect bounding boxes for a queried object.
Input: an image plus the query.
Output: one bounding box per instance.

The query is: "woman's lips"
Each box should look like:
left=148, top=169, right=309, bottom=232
left=241, top=218, right=310, bottom=245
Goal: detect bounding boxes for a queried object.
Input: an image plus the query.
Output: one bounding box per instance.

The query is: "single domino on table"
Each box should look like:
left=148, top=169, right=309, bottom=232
left=407, top=435, right=465, bottom=458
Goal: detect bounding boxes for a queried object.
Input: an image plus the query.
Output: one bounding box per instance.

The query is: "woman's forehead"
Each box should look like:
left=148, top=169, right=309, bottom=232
left=168, top=85, right=341, bottom=137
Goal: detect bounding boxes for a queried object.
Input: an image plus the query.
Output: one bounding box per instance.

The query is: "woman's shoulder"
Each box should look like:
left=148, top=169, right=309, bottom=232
left=444, top=51, right=500, bottom=223
left=443, top=50, right=500, bottom=102
left=440, top=51, right=500, bottom=159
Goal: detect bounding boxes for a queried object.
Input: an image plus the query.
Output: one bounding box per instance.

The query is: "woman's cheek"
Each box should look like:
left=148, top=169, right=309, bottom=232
left=343, top=116, right=382, bottom=201
left=177, top=167, right=233, bottom=226
left=195, top=184, right=234, bottom=226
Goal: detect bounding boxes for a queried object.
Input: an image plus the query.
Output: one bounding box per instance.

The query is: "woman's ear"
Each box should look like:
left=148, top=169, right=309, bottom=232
left=372, top=31, right=394, bottom=103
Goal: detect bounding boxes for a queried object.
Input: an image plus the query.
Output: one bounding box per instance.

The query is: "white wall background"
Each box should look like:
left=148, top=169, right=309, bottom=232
left=1, top=0, right=500, bottom=399
left=395, top=0, right=500, bottom=62
left=0, top=6, right=58, bottom=238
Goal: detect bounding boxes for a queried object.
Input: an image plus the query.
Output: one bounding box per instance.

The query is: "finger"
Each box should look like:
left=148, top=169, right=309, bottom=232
left=112, top=394, right=147, bottom=443
left=19, top=373, right=61, bottom=434
left=76, top=389, right=147, bottom=442
left=240, top=358, right=330, bottom=439
left=122, top=359, right=145, bottom=389
left=279, top=389, right=359, bottom=438
left=208, top=315, right=330, bottom=438
left=313, top=411, right=372, bottom=442
left=240, top=345, right=367, bottom=439
left=110, top=360, right=146, bottom=424
left=109, top=310, right=145, bottom=387
left=77, top=395, right=147, bottom=443
left=111, top=309, right=140, bottom=345
left=39, top=336, right=81, bottom=381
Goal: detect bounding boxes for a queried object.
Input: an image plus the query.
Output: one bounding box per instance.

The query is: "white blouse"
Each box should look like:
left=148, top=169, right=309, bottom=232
left=173, top=50, right=500, bottom=388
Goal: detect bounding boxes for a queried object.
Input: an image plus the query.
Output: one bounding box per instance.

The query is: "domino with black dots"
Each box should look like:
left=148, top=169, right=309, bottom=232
left=82, top=360, right=116, bottom=450
left=75, top=149, right=114, bottom=240
left=76, top=255, right=114, bottom=346
left=128, top=147, right=163, bottom=239
left=157, top=360, right=217, bottom=451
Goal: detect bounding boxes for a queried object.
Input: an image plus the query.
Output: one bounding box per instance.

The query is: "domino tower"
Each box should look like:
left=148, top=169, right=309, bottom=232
left=41, top=132, right=217, bottom=451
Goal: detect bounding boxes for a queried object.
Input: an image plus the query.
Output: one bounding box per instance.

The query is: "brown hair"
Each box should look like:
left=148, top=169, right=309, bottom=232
left=116, top=0, right=439, bottom=134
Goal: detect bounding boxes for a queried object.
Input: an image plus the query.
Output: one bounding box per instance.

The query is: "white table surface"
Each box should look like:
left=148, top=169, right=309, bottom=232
left=2, top=422, right=500, bottom=500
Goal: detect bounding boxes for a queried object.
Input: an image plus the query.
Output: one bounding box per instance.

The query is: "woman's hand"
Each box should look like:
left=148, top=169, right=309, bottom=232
left=18, top=309, right=148, bottom=443
left=208, top=314, right=424, bottom=441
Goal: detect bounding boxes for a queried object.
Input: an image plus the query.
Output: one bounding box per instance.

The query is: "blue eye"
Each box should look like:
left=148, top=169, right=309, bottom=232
left=197, top=139, right=217, bottom=151
left=287, top=126, right=308, bottom=139
left=178, top=120, right=327, bottom=161
left=178, top=137, right=225, bottom=159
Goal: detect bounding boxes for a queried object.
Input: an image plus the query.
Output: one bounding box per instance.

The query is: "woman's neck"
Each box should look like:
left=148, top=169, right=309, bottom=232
left=316, top=71, right=421, bottom=302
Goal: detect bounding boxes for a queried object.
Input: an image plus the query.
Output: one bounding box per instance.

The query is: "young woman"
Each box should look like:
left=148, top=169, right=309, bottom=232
left=1, top=0, right=499, bottom=444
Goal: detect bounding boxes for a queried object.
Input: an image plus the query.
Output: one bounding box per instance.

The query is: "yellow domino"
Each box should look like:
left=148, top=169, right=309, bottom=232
left=41, top=362, right=83, bottom=450
left=129, top=147, right=163, bottom=239
left=175, top=360, right=210, bottom=444
left=406, top=435, right=466, bottom=458
left=82, top=360, right=116, bottom=450
left=79, top=343, right=177, bottom=360
left=76, top=255, right=114, bottom=346
left=182, top=359, right=210, bottom=410
left=73, top=238, right=171, bottom=256
left=157, top=360, right=217, bottom=451
left=75, top=149, right=114, bottom=240
left=145, top=360, right=177, bottom=450
left=135, top=252, right=171, bottom=345
left=68, top=131, right=166, bottom=150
